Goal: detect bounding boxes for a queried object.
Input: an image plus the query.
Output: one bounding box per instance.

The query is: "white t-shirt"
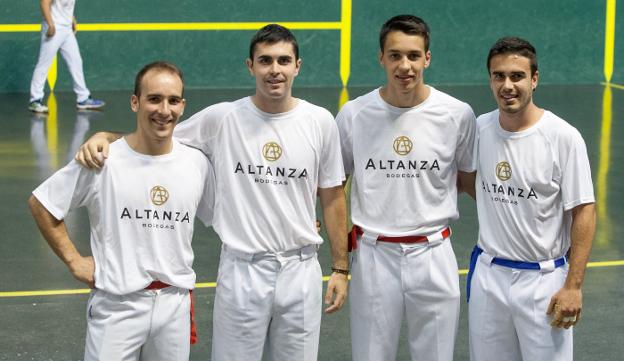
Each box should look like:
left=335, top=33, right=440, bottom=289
left=336, top=87, right=476, bottom=236
left=50, top=0, right=75, bottom=27
left=32, top=138, right=215, bottom=295
left=474, top=110, right=595, bottom=261
left=174, top=97, right=345, bottom=254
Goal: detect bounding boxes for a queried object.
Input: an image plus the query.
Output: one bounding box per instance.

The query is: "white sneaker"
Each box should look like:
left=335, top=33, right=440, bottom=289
left=28, top=100, right=48, bottom=113
left=77, top=97, right=105, bottom=110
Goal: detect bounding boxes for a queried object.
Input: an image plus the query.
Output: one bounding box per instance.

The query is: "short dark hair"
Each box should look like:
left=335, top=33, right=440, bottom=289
left=380, top=15, right=430, bottom=52
left=249, top=24, right=299, bottom=60
left=487, top=37, right=538, bottom=76
left=134, top=61, right=184, bottom=98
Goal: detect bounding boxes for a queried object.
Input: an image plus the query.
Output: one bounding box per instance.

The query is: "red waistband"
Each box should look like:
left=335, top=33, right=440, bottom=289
left=190, top=290, right=197, bottom=345
left=145, top=280, right=171, bottom=290
left=349, top=226, right=451, bottom=251
left=145, top=281, right=197, bottom=345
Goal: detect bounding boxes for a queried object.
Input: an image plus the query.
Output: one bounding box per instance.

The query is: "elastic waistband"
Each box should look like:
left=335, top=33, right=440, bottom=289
left=222, top=243, right=318, bottom=262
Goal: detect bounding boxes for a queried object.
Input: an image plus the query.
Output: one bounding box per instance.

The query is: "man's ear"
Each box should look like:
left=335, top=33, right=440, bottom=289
left=130, top=94, right=139, bottom=113
left=246, top=58, right=254, bottom=76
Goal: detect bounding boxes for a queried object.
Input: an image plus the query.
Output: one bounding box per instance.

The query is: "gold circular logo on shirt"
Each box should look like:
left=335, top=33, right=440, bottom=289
left=150, top=185, right=169, bottom=206
left=263, top=142, right=283, bottom=161
left=393, top=136, right=413, bottom=155
left=496, top=161, right=512, bottom=181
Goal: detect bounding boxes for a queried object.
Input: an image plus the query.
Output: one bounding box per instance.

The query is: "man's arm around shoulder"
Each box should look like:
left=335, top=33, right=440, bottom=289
left=75, top=132, right=123, bottom=169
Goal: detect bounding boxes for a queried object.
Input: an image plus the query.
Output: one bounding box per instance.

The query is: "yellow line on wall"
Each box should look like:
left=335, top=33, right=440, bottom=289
left=84, top=22, right=342, bottom=31
left=0, top=22, right=342, bottom=32
left=339, top=0, right=352, bottom=87
left=596, top=85, right=612, bottom=246
left=2, top=260, right=623, bottom=298
left=0, top=24, right=40, bottom=32
left=604, top=0, right=616, bottom=82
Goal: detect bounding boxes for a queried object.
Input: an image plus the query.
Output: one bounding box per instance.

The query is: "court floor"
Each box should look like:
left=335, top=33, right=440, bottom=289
left=0, top=84, right=622, bottom=360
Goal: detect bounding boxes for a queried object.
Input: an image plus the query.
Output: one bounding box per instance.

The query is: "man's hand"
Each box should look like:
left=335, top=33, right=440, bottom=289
left=547, top=287, right=582, bottom=329
left=46, top=24, right=56, bottom=37
left=75, top=132, right=118, bottom=169
left=324, top=272, right=348, bottom=314
left=72, top=17, right=77, bottom=33
left=546, top=203, right=595, bottom=329
left=68, top=256, right=96, bottom=288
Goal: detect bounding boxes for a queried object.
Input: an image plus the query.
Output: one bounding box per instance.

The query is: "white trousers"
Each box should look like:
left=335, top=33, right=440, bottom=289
left=212, top=244, right=322, bottom=361
left=468, top=253, right=573, bottom=361
left=84, top=287, right=191, bottom=361
left=30, top=22, right=90, bottom=102
left=350, top=236, right=460, bottom=361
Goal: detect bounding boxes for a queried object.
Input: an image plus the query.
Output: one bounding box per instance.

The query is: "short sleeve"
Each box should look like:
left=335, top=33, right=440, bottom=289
left=472, top=114, right=487, bottom=171
left=174, top=103, right=230, bottom=157
left=455, top=104, right=477, bottom=172
left=561, top=130, right=595, bottom=210
left=32, top=160, right=97, bottom=220
left=318, top=110, right=346, bottom=189
left=335, top=106, right=354, bottom=175
left=196, top=157, right=217, bottom=227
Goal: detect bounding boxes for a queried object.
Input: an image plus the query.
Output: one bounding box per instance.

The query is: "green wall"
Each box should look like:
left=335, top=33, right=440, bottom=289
left=0, top=1, right=619, bottom=92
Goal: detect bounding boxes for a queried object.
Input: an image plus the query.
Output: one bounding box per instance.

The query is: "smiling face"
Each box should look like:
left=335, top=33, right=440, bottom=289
left=379, top=31, right=431, bottom=98
left=131, top=69, right=185, bottom=143
left=246, top=40, right=301, bottom=110
left=488, top=53, right=538, bottom=115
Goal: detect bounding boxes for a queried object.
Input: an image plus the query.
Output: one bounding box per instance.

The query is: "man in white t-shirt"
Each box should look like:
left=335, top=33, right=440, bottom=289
left=29, top=0, right=105, bottom=113
left=466, top=37, right=596, bottom=361
left=75, top=24, right=348, bottom=361
left=29, top=61, right=215, bottom=360
left=336, top=15, right=476, bottom=361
